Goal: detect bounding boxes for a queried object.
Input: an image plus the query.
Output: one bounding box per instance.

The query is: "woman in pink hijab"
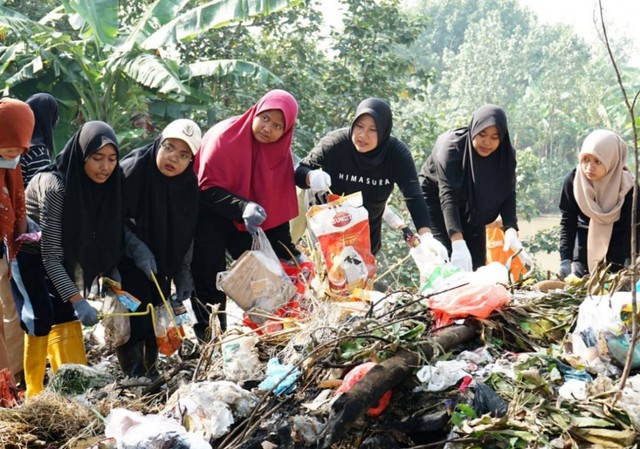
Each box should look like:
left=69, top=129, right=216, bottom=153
left=559, top=129, right=638, bottom=278
left=192, top=90, right=301, bottom=337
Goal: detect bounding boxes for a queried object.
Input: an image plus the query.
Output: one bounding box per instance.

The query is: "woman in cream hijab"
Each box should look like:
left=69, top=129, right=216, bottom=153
left=559, top=129, right=637, bottom=277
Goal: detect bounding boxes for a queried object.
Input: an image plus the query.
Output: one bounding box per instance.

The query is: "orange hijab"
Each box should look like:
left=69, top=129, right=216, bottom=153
left=0, top=98, right=35, bottom=261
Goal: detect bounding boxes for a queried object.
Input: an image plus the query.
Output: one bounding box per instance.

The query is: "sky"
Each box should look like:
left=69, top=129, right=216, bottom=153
left=320, top=0, right=640, bottom=64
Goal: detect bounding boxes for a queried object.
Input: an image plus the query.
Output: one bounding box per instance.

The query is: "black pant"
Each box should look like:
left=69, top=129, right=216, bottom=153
left=11, top=251, right=77, bottom=336
left=191, top=217, right=298, bottom=332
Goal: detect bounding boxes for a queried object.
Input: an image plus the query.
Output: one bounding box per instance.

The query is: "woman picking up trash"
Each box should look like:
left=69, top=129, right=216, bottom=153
left=115, top=119, right=201, bottom=377
left=192, top=90, right=302, bottom=337
left=558, top=129, right=638, bottom=278
left=419, top=104, right=524, bottom=272
left=0, top=99, right=35, bottom=385
left=11, top=121, right=123, bottom=397
left=295, top=97, right=447, bottom=259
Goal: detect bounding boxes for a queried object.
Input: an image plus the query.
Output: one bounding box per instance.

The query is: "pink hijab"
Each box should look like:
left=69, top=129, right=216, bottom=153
left=573, top=129, right=635, bottom=272
left=195, top=90, right=299, bottom=231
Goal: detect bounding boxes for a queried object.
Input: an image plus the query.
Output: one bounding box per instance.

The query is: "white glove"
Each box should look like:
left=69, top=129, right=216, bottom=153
left=450, top=240, right=473, bottom=272
left=419, top=232, right=449, bottom=263
left=308, top=170, right=332, bottom=192
left=517, top=249, right=533, bottom=266
left=503, top=228, right=522, bottom=251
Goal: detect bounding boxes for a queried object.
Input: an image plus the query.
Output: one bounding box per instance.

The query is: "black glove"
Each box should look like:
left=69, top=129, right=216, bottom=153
left=125, top=227, right=157, bottom=279
left=174, top=267, right=194, bottom=302
left=73, top=299, right=99, bottom=326
left=242, top=202, right=267, bottom=235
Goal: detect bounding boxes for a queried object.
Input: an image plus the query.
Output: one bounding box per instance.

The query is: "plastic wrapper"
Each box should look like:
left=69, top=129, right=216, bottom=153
left=307, top=192, right=375, bottom=298
left=101, top=293, right=131, bottom=348
left=105, top=408, right=211, bottom=449
left=154, top=306, right=183, bottom=356
left=217, top=229, right=296, bottom=324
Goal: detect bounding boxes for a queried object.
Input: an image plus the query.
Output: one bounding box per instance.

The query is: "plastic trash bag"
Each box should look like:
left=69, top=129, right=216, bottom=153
left=101, top=293, right=131, bottom=348
left=307, top=192, right=376, bottom=298
left=217, top=228, right=296, bottom=324
left=154, top=306, right=182, bottom=356
left=105, top=408, right=211, bottom=449
left=258, top=358, right=301, bottom=395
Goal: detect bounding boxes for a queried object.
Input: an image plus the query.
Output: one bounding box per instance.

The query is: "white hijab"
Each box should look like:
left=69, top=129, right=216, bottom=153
left=573, top=129, right=634, bottom=273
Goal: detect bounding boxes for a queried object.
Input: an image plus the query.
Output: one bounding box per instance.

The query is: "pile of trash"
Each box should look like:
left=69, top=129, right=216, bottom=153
left=2, top=198, right=640, bottom=448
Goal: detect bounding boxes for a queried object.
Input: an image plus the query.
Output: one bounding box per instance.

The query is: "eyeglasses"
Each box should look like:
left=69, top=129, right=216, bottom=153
left=160, top=143, right=192, bottom=162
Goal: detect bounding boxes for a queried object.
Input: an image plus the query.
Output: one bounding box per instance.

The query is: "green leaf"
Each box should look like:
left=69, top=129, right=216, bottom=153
left=456, top=403, right=478, bottom=419
left=187, top=59, right=282, bottom=84
left=122, top=54, right=189, bottom=94
left=570, top=416, right=616, bottom=428
left=61, top=0, right=119, bottom=45
left=141, top=0, right=303, bottom=49
left=120, top=0, right=190, bottom=51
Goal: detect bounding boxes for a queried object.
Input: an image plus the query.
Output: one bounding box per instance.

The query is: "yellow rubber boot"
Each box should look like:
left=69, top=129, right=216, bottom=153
left=47, top=321, right=87, bottom=373
left=24, top=334, right=49, bottom=398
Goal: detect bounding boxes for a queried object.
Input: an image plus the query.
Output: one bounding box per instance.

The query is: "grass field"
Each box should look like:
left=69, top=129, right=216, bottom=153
left=519, top=215, right=560, bottom=274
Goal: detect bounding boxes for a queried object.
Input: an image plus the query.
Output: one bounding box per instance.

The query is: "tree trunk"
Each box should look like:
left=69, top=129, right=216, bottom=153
left=317, top=323, right=477, bottom=449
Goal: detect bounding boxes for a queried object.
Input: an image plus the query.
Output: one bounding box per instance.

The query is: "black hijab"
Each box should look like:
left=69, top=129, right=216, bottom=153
left=120, top=135, right=198, bottom=276
left=41, top=121, right=123, bottom=288
left=26, top=93, right=58, bottom=153
left=349, top=98, right=393, bottom=171
left=453, top=105, right=516, bottom=223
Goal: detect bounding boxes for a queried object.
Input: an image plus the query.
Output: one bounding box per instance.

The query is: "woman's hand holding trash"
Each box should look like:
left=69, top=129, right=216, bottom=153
left=451, top=239, right=473, bottom=272
left=308, top=169, right=332, bottom=192
left=242, top=202, right=267, bottom=235
left=419, top=232, right=449, bottom=262
left=72, top=298, right=99, bottom=326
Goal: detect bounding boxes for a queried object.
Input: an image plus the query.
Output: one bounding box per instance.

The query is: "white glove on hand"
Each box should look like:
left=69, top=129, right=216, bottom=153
left=503, top=227, right=522, bottom=251
left=419, top=232, right=449, bottom=263
left=517, top=249, right=533, bottom=266
left=308, top=170, right=332, bottom=192
left=450, top=240, right=473, bottom=272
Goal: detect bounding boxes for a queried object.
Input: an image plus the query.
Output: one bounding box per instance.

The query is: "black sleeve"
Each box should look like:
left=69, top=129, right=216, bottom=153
left=199, top=186, right=249, bottom=222
left=433, top=144, right=466, bottom=236
left=559, top=171, right=578, bottom=262
left=500, top=172, right=518, bottom=231
left=393, top=143, right=431, bottom=230
left=294, top=137, right=329, bottom=188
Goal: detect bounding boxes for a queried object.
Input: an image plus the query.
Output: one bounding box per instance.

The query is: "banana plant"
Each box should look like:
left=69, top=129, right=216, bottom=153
left=0, top=0, right=298, bottom=148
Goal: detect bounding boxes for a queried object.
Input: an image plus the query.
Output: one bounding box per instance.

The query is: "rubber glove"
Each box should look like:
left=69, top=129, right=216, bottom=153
left=174, top=267, right=194, bottom=302
left=124, top=227, right=157, bottom=279
left=243, top=202, right=267, bottom=235
left=419, top=232, right=449, bottom=263
left=73, top=299, right=99, bottom=326
left=503, top=227, right=523, bottom=251
left=308, top=169, right=332, bottom=192
left=517, top=249, right=534, bottom=266
left=559, top=259, right=571, bottom=278
left=450, top=240, right=473, bottom=272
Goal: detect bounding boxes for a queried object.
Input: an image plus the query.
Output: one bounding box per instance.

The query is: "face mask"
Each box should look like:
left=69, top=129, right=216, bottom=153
left=0, top=155, right=20, bottom=170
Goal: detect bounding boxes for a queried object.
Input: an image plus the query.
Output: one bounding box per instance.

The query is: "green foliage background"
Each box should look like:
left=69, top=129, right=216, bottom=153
left=1, top=0, right=638, bottom=283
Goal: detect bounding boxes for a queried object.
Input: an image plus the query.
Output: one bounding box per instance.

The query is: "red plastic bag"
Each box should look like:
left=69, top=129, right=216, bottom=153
left=426, top=283, right=510, bottom=327
left=0, top=368, right=20, bottom=408
left=307, top=192, right=375, bottom=298
left=336, top=362, right=392, bottom=417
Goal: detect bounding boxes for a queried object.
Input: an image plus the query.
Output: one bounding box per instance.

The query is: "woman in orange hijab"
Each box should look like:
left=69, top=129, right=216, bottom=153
left=0, top=98, right=35, bottom=384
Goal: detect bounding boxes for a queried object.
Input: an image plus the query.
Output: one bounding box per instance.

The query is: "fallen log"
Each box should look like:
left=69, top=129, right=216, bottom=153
left=317, top=323, right=478, bottom=448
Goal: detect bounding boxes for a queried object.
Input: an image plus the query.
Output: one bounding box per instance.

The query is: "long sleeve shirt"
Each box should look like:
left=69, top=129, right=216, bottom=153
left=22, top=172, right=79, bottom=300
left=295, top=128, right=430, bottom=253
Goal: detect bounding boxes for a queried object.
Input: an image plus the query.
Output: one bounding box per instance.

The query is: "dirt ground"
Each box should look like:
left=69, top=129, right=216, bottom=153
left=518, top=214, right=560, bottom=275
